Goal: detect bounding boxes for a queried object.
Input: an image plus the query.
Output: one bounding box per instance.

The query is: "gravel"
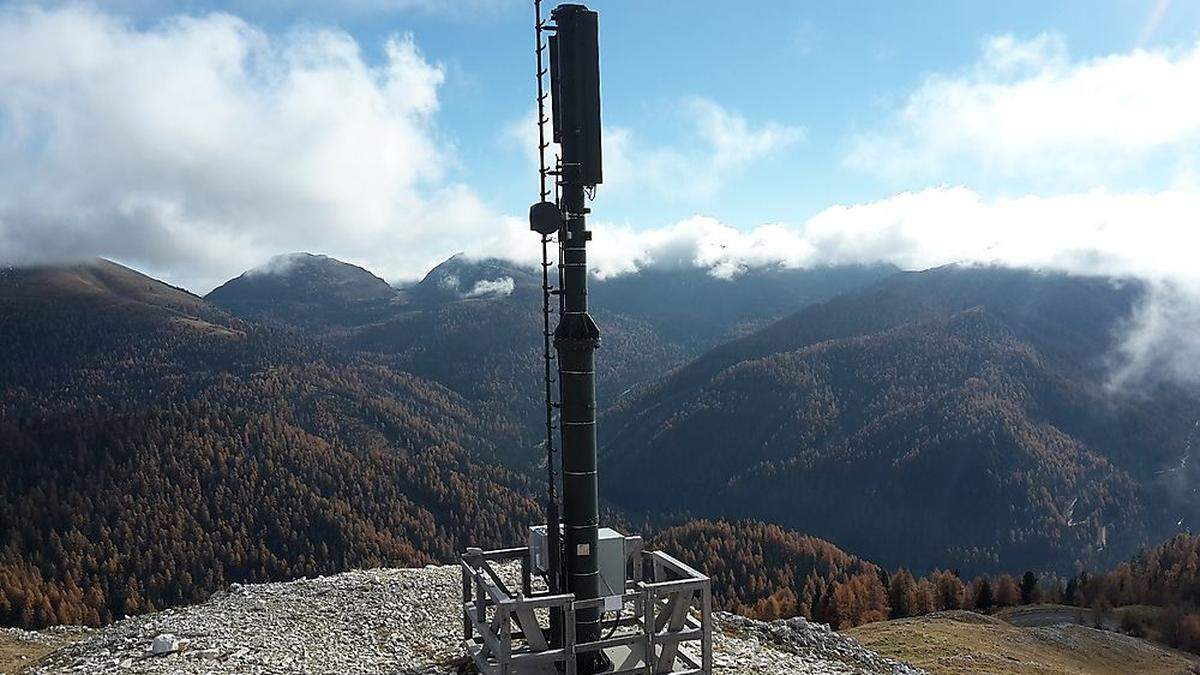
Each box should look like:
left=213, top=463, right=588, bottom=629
left=30, top=565, right=922, bottom=674
left=1, top=628, right=60, bottom=648
left=718, top=613, right=926, bottom=675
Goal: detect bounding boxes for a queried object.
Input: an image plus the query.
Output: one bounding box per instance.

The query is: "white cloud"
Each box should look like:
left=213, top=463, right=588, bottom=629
left=473, top=185, right=1199, bottom=284
left=466, top=276, right=515, bottom=297
left=606, top=98, right=805, bottom=200
left=586, top=216, right=814, bottom=279
left=846, top=34, right=1200, bottom=185
left=429, top=269, right=516, bottom=298
left=504, top=97, right=804, bottom=202
left=526, top=186, right=1199, bottom=390
left=474, top=183, right=1200, bottom=389
left=839, top=33, right=1200, bottom=389
left=0, top=4, right=510, bottom=292
left=462, top=182, right=1200, bottom=389
left=1110, top=280, right=1200, bottom=390
left=468, top=184, right=1200, bottom=289
left=800, top=186, right=1200, bottom=281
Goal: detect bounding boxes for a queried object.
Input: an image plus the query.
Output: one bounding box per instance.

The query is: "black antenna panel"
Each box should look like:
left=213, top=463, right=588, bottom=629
left=549, top=4, right=602, bottom=186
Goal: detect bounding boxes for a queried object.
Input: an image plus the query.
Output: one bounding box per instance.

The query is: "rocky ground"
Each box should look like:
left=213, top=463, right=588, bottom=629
left=1, top=627, right=90, bottom=675
left=715, top=614, right=924, bottom=675
left=23, top=564, right=923, bottom=674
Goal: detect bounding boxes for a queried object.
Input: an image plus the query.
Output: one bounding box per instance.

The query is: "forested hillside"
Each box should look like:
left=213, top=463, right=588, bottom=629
left=651, top=520, right=883, bottom=622
left=1070, top=533, right=1200, bottom=652
left=207, top=253, right=894, bottom=455
left=5, top=258, right=1194, bottom=634
left=603, top=266, right=1200, bottom=574
left=0, top=261, right=540, bottom=628
left=0, top=257, right=893, bottom=629
left=650, top=520, right=1200, bottom=651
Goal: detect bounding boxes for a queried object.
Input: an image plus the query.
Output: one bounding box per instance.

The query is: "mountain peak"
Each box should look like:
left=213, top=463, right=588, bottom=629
left=413, top=254, right=539, bottom=301
left=207, top=253, right=401, bottom=326
left=239, top=252, right=388, bottom=283
left=0, top=258, right=206, bottom=313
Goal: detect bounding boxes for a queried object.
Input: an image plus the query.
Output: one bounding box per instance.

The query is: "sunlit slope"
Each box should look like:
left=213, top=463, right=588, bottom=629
left=849, top=611, right=1200, bottom=675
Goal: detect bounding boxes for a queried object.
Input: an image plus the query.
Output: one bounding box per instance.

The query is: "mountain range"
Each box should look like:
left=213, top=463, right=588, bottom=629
left=206, top=252, right=895, bottom=462
left=0, top=254, right=890, bottom=627
left=601, top=265, right=1200, bottom=573
left=1, top=253, right=1197, bottom=630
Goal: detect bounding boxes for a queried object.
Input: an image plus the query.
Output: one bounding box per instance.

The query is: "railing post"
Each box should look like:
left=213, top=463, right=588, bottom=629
left=475, top=582, right=487, bottom=643
left=565, top=601, right=578, bottom=675
left=701, top=582, right=712, bottom=674
left=642, top=587, right=655, bottom=674
left=499, top=605, right=511, bottom=675
left=462, top=561, right=472, bottom=640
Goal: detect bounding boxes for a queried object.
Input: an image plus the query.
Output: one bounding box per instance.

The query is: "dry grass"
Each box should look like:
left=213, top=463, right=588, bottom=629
left=0, top=629, right=89, bottom=675
left=848, top=610, right=1200, bottom=675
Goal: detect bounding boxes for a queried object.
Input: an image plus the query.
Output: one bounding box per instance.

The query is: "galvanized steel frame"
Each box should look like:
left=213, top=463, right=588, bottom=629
left=460, top=545, right=713, bottom=675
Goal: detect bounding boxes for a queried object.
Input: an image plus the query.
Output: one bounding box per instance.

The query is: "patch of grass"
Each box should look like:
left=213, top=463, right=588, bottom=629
left=847, top=610, right=1200, bottom=675
left=0, top=629, right=89, bottom=675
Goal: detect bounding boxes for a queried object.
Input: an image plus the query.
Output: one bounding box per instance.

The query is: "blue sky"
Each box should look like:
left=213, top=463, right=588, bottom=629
left=145, top=0, right=1199, bottom=228
left=2, top=0, right=1200, bottom=302
left=154, top=0, right=1197, bottom=227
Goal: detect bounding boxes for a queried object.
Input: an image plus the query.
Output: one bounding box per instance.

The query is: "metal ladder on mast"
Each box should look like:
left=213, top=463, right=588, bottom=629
left=533, top=0, right=565, bottom=614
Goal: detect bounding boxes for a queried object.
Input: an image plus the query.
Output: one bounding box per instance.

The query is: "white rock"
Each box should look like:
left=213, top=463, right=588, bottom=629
left=150, top=633, right=182, bottom=655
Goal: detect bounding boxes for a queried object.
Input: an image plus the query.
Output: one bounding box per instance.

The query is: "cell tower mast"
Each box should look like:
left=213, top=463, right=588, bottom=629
left=532, top=3, right=606, bottom=671
left=459, top=5, right=712, bottom=673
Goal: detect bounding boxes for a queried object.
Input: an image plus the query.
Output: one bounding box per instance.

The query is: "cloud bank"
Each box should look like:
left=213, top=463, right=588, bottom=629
left=847, top=34, right=1200, bottom=187
left=0, top=4, right=515, bottom=292
left=470, top=186, right=1200, bottom=284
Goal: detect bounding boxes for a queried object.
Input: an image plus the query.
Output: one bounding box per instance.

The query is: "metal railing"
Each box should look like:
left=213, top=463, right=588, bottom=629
left=461, top=545, right=712, bottom=674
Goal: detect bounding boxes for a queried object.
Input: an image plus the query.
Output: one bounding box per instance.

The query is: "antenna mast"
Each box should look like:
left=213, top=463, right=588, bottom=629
left=529, top=2, right=606, bottom=672
left=460, top=7, right=713, bottom=671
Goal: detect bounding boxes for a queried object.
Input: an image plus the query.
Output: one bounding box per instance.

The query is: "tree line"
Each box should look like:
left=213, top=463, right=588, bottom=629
left=657, top=519, right=1200, bottom=658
